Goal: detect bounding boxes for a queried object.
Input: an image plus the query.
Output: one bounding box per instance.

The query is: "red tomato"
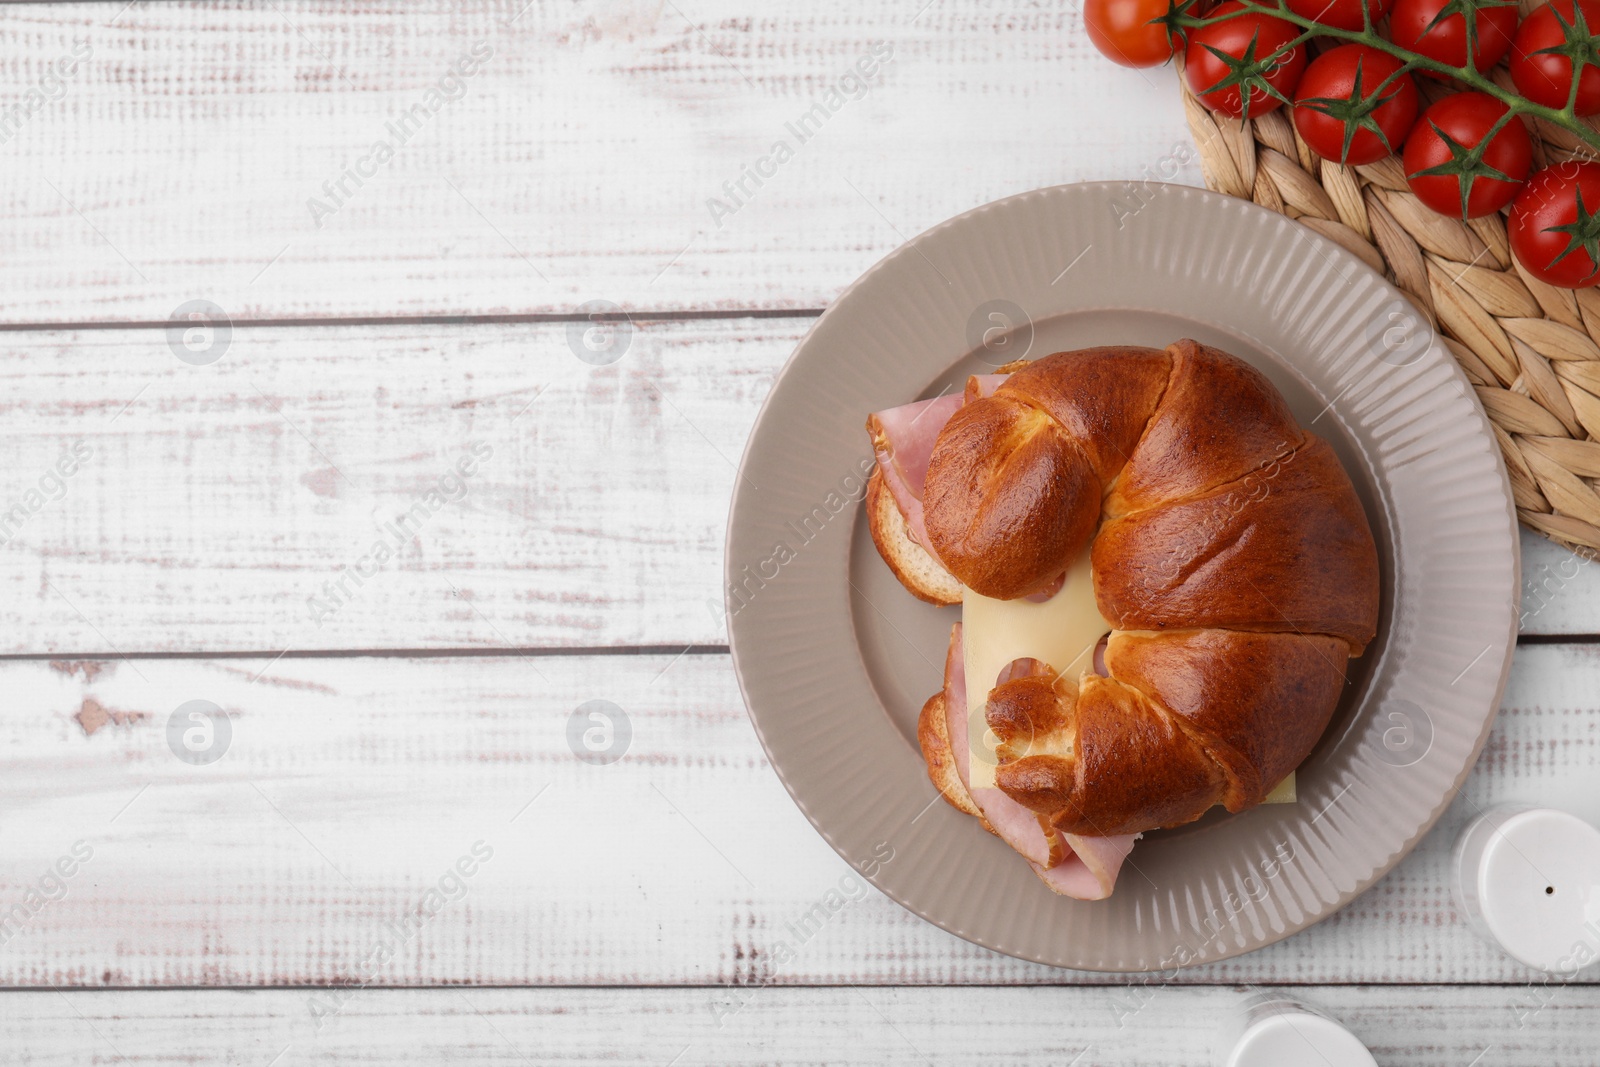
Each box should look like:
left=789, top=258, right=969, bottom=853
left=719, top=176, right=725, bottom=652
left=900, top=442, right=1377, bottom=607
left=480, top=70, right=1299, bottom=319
left=1403, top=92, right=1533, bottom=217
left=1085, top=0, right=1182, bottom=67
left=1509, top=161, right=1600, bottom=287
left=1185, top=2, right=1308, bottom=118
left=1389, top=0, right=1519, bottom=77
left=1510, top=0, right=1600, bottom=115
left=1285, top=0, right=1395, bottom=31
left=1293, top=45, right=1419, bottom=164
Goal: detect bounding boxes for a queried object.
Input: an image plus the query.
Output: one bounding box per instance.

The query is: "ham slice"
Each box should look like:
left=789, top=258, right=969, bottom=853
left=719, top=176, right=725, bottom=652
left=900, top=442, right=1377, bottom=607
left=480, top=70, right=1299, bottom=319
left=941, top=627, right=1137, bottom=900
left=965, top=374, right=1009, bottom=402
left=1024, top=571, right=1067, bottom=604
left=1060, top=831, right=1138, bottom=895
left=867, top=374, right=1013, bottom=552
left=867, top=394, right=964, bottom=550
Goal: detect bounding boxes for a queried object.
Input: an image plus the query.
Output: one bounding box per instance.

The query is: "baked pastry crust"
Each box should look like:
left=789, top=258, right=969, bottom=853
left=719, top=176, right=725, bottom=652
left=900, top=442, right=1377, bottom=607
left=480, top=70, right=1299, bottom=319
left=865, top=467, right=961, bottom=606
left=873, top=339, right=1380, bottom=837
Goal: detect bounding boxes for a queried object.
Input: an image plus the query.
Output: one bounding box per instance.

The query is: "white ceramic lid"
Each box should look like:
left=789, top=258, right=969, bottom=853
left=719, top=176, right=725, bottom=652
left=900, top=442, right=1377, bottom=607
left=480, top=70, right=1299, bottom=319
left=1460, top=808, right=1600, bottom=971
left=1225, top=1012, right=1378, bottom=1067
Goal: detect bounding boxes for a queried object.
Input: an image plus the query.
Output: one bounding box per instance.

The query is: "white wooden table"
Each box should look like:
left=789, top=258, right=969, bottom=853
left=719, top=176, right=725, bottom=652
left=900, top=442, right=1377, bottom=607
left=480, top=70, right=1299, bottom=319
left=1, top=2, right=1597, bottom=1063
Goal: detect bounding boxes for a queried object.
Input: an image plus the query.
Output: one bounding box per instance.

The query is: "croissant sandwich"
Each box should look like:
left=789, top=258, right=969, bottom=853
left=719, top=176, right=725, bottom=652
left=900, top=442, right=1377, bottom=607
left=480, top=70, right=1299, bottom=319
left=867, top=340, right=1380, bottom=900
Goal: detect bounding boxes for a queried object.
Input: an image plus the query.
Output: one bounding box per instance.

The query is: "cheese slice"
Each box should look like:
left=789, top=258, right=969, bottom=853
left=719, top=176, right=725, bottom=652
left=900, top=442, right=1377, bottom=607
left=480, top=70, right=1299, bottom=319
left=963, top=551, right=1108, bottom=789
left=1265, top=773, right=1296, bottom=804
left=959, top=551, right=1301, bottom=805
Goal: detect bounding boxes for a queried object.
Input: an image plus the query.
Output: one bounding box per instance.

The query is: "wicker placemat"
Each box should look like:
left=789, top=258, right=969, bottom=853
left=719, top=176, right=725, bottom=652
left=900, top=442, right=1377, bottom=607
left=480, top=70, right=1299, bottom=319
left=1178, top=64, right=1600, bottom=557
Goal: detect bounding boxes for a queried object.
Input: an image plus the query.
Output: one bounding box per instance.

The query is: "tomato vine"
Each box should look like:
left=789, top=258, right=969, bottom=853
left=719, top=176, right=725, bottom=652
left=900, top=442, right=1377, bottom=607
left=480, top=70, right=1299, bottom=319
left=1166, top=0, right=1600, bottom=154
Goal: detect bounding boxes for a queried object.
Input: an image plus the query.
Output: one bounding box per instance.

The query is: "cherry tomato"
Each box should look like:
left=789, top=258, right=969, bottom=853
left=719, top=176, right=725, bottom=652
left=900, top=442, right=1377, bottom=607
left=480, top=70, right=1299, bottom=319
left=1403, top=92, right=1534, bottom=217
left=1285, top=0, right=1395, bottom=31
left=1185, top=1, right=1308, bottom=118
left=1510, top=0, right=1600, bottom=115
left=1509, top=161, right=1600, bottom=287
left=1293, top=45, right=1419, bottom=165
left=1085, top=0, right=1182, bottom=67
left=1389, top=0, right=1519, bottom=78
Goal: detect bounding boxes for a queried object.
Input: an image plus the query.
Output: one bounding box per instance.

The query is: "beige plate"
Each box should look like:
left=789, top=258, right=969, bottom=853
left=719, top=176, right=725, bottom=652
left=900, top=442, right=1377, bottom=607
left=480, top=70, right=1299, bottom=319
left=725, top=182, right=1520, bottom=972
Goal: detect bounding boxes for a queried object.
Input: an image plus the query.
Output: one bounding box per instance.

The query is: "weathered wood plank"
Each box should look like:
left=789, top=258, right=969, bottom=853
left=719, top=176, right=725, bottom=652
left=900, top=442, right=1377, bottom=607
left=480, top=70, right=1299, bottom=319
left=0, top=0, right=1198, bottom=324
left=0, top=318, right=786, bottom=653
left=1, top=643, right=1595, bottom=987
left=0, top=319, right=1590, bottom=654
left=1, top=985, right=1594, bottom=1065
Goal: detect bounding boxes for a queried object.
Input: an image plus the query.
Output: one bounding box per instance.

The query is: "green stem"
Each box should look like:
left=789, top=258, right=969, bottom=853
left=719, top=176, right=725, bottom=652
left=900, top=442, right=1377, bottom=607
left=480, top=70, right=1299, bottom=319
left=1174, top=0, right=1600, bottom=155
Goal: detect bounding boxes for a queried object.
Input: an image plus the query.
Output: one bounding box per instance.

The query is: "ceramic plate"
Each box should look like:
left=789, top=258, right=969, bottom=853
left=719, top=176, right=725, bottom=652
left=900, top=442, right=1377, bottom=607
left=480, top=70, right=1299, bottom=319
left=725, top=182, right=1519, bottom=971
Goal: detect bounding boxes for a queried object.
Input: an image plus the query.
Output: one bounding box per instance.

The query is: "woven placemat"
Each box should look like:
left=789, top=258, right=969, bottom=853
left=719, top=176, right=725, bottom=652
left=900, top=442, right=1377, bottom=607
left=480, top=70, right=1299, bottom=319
left=1177, top=61, right=1600, bottom=557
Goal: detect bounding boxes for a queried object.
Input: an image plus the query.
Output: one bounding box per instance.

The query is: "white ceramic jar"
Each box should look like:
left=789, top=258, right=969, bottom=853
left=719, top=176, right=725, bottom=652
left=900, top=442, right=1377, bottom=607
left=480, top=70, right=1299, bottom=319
left=1218, top=991, right=1378, bottom=1067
